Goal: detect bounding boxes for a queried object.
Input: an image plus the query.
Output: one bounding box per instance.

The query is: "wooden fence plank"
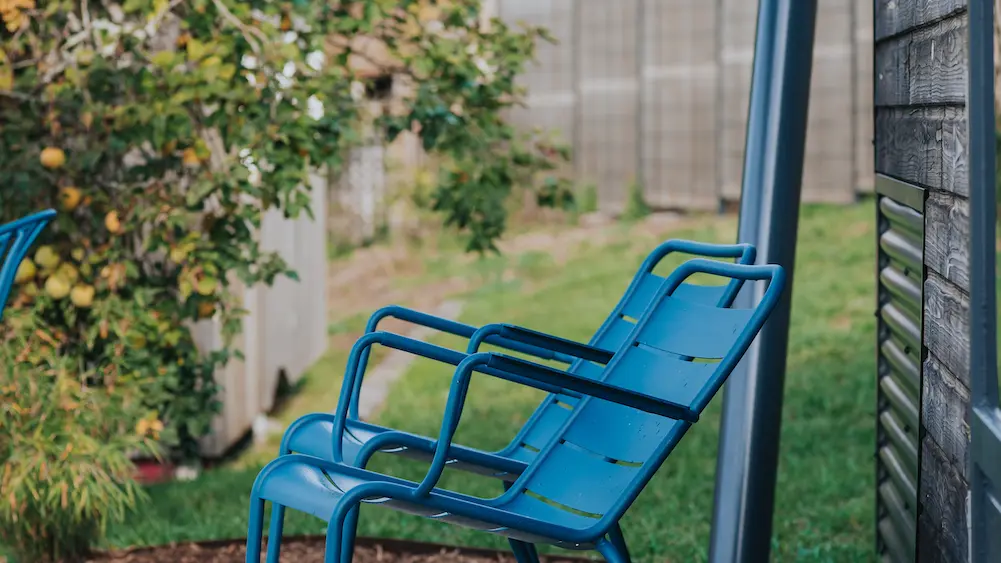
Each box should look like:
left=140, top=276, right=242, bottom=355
left=917, top=434, right=970, bottom=563
left=924, top=190, right=971, bottom=289
left=921, top=354, right=972, bottom=481
left=874, top=14, right=967, bottom=107
left=875, top=0, right=967, bottom=41
left=640, top=0, right=718, bottom=210
left=875, top=106, right=966, bottom=193
left=923, top=270, right=971, bottom=387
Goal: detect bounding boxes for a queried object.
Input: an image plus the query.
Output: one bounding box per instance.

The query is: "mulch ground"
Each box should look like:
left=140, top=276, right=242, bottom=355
left=86, top=536, right=593, bottom=563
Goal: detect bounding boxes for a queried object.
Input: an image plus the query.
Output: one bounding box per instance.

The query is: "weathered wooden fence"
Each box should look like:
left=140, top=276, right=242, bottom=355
left=502, top=0, right=874, bottom=211
left=326, top=0, right=875, bottom=242
left=196, top=171, right=329, bottom=458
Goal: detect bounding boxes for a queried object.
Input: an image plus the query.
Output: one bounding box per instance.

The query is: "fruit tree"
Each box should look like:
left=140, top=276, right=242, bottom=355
left=0, top=1, right=570, bottom=559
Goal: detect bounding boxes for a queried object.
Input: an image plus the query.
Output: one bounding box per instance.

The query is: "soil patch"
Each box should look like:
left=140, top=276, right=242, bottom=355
left=88, top=536, right=592, bottom=563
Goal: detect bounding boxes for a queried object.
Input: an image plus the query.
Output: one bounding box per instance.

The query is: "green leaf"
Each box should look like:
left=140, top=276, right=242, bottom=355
left=186, top=39, right=208, bottom=62
left=122, top=0, right=147, bottom=14
left=150, top=51, right=177, bottom=69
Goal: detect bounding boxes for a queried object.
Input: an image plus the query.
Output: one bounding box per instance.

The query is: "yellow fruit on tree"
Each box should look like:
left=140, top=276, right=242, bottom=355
left=69, top=284, right=95, bottom=308
left=136, top=417, right=165, bottom=438
left=70, top=247, right=85, bottom=262
left=34, top=245, right=60, bottom=270
left=100, top=263, right=126, bottom=291
left=182, top=148, right=201, bottom=168
left=197, top=301, right=216, bottom=319
left=14, top=259, right=36, bottom=284
left=22, top=282, right=38, bottom=298
left=44, top=275, right=71, bottom=300
left=169, top=245, right=190, bottom=264
left=104, top=211, right=122, bottom=234
left=196, top=276, right=218, bottom=296
left=39, top=147, right=66, bottom=169
left=56, top=263, right=79, bottom=285
left=59, top=186, right=83, bottom=211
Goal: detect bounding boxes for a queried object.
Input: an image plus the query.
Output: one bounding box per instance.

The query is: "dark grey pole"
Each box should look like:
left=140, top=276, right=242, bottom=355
left=966, top=0, right=998, bottom=561
left=707, top=0, right=818, bottom=561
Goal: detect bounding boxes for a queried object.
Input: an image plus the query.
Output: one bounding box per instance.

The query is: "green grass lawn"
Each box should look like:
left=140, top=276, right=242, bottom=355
left=106, top=202, right=877, bottom=562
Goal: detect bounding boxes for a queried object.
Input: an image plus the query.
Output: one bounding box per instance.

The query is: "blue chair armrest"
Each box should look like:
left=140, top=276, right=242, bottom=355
left=364, top=305, right=566, bottom=361
left=486, top=353, right=696, bottom=422
left=468, top=323, right=613, bottom=364
left=349, top=306, right=572, bottom=418
left=333, top=332, right=571, bottom=463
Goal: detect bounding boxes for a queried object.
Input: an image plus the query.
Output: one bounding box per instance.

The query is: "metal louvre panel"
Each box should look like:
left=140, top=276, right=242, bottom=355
left=875, top=182, right=924, bottom=563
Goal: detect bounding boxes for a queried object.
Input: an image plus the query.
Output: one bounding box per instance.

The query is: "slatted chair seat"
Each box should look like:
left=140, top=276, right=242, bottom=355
left=0, top=210, right=57, bottom=320
left=247, top=259, right=786, bottom=563
left=280, top=240, right=756, bottom=480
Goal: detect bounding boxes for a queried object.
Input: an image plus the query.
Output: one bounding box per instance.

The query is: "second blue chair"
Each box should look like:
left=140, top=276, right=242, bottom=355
left=279, top=240, right=756, bottom=479
left=248, top=258, right=786, bottom=563
left=268, top=240, right=757, bottom=560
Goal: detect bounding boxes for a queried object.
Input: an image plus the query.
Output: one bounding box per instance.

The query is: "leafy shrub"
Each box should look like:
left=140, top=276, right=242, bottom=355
left=577, top=183, right=599, bottom=214
left=0, top=316, right=156, bottom=563
left=0, top=0, right=568, bottom=457
left=621, top=181, right=651, bottom=222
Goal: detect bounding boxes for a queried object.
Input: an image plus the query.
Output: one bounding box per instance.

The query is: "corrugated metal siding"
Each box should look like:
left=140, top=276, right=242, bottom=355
left=876, top=191, right=924, bottom=562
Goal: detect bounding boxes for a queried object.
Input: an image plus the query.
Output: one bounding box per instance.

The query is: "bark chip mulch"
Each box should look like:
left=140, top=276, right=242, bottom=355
left=86, top=536, right=593, bottom=563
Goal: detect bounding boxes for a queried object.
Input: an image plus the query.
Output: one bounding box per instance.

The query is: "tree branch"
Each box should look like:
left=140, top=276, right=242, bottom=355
left=210, top=0, right=267, bottom=56
left=0, top=90, right=32, bottom=102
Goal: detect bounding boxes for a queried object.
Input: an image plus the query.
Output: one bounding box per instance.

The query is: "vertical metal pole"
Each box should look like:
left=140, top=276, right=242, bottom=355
left=967, top=0, right=998, bottom=561
left=707, top=0, right=818, bottom=562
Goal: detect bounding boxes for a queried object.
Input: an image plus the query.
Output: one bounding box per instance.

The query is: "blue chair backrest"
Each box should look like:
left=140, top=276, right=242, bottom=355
left=590, top=240, right=754, bottom=348
left=503, top=259, right=785, bottom=528
left=0, top=210, right=56, bottom=320
left=508, top=240, right=755, bottom=458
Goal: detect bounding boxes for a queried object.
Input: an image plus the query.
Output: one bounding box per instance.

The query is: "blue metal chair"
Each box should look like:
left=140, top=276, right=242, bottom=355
left=279, top=240, right=756, bottom=479
left=0, top=209, right=56, bottom=320
left=247, top=259, right=786, bottom=563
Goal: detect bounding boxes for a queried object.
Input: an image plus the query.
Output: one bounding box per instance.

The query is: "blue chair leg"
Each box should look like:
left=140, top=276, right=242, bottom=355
left=508, top=539, right=541, bottom=563
left=266, top=504, right=286, bottom=563
left=596, top=537, right=630, bottom=563
left=324, top=518, right=343, bottom=563
left=338, top=505, right=360, bottom=562
left=246, top=497, right=266, bottom=563
left=503, top=482, right=540, bottom=563
left=609, top=523, right=630, bottom=561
